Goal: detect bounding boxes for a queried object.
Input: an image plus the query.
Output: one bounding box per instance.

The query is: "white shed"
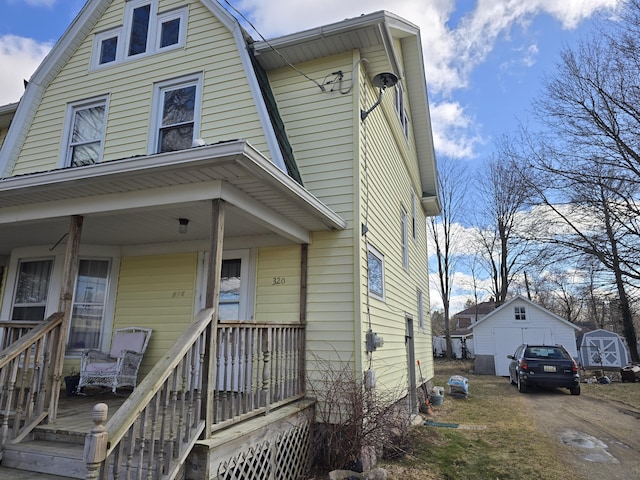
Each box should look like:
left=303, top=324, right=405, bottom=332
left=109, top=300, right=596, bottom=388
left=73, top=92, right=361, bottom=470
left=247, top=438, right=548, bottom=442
left=469, top=296, right=580, bottom=376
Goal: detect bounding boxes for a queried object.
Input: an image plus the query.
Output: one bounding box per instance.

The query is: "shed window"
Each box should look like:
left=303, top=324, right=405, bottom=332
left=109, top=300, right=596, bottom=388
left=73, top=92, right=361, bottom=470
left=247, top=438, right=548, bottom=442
left=515, top=306, right=526, bottom=321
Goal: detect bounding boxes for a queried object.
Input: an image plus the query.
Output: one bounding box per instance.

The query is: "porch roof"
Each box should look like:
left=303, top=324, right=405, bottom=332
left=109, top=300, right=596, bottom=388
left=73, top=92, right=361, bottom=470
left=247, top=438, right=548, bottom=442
left=0, top=140, right=346, bottom=254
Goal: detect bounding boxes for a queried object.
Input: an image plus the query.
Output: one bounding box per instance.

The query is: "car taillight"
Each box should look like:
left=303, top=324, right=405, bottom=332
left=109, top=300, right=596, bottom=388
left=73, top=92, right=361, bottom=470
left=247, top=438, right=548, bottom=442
left=572, top=360, right=578, bottom=372
left=519, top=359, right=528, bottom=370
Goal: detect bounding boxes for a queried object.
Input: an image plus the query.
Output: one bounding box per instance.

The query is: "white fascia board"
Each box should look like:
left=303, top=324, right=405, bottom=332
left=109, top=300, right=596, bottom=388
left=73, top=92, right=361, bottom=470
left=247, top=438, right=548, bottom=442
left=0, top=181, right=223, bottom=224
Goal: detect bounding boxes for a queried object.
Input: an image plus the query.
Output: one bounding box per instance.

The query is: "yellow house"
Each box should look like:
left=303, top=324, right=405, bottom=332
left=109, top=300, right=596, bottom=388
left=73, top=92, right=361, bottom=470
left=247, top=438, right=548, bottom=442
left=0, top=1, right=440, bottom=478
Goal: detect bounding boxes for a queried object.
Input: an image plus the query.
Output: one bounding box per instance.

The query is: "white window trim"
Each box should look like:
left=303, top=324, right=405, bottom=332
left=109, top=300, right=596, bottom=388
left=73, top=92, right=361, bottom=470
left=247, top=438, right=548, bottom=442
left=156, top=8, right=188, bottom=52
left=401, top=206, right=409, bottom=271
left=367, top=244, right=385, bottom=302
left=91, top=27, right=123, bottom=69
left=515, top=306, right=527, bottom=321
left=0, top=246, right=120, bottom=356
left=123, top=0, right=157, bottom=60
left=90, top=2, right=187, bottom=70
left=59, top=96, right=110, bottom=168
left=149, top=73, right=203, bottom=155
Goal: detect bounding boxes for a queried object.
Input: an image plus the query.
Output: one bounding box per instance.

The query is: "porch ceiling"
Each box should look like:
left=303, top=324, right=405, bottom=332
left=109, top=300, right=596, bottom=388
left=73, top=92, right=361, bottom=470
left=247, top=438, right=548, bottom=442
left=0, top=140, right=346, bottom=255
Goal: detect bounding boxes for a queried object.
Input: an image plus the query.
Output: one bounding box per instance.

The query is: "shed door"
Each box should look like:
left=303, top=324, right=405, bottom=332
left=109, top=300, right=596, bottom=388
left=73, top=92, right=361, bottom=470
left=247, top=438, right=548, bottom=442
left=585, top=337, right=621, bottom=367
left=493, top=328, right=554, bottom=376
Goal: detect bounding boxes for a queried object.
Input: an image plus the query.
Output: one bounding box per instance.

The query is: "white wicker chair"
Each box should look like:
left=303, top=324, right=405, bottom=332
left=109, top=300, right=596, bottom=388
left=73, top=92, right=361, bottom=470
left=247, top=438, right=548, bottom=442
left=78, top=327, right=152, bottom=393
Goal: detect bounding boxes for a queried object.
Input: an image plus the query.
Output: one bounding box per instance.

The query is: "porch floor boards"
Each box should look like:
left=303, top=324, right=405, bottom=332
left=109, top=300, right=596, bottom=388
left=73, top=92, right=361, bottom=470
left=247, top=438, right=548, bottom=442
left=40, top=388, right=129, bottom=435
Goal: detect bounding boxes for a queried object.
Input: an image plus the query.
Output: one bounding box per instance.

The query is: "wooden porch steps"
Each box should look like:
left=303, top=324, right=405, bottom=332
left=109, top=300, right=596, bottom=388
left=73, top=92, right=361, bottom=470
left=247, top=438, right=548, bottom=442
left=1, top=439, right=85, bottom=479
left=1, top=414, right=89, bottom=478
left=0, top=466, right=75, bottom=479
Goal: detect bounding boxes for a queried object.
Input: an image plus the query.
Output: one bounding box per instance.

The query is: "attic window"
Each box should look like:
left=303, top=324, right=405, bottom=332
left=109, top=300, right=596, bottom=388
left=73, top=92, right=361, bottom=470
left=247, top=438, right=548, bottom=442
left=91, top=2, right=187, bottom=69
left=515, top=306, right=526, bottom=321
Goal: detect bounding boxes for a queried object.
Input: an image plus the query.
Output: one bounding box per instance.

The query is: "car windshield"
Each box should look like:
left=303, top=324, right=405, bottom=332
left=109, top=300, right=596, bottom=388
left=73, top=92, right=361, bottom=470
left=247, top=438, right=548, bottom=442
left=524, top=347, right=569, bottom=359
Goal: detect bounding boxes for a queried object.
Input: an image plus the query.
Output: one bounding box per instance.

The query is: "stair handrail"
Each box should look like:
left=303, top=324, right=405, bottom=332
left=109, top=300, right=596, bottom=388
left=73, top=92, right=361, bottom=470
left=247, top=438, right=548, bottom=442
left=0, top=312, right=64, bottom=454
left=85, top=308, right=216, bottom=479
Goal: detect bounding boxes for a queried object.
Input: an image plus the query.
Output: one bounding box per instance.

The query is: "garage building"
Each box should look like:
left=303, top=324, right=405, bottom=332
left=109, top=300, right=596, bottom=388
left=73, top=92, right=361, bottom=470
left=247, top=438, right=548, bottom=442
left=470, top=295, right=580, bottom=375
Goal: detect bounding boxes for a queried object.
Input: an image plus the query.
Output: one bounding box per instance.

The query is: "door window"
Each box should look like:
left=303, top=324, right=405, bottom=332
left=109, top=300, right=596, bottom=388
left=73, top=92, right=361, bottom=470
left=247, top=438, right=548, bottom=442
left=219, top=259, right=241, bottom=321
left=67, top=259, right=110, bottom=351
left=11, top=259, right=53, bottom=321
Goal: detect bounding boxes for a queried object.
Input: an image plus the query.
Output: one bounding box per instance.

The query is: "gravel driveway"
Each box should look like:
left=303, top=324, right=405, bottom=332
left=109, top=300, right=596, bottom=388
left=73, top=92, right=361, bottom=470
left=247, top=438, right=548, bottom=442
left=522, top=386, right=640, bottom=480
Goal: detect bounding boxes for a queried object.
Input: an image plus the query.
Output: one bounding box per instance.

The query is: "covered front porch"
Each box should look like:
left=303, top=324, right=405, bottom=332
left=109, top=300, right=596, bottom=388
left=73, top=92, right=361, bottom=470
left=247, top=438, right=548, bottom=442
left=0, top=140, right=345, bottom=478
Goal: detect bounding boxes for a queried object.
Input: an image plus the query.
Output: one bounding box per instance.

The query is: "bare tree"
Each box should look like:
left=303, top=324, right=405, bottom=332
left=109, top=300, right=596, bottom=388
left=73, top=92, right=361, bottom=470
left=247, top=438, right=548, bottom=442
left=515, top=1, right=640, bottom=360
left=473, top=149, right=536, bottom=306
left=427, top=157, right=467, bottom=359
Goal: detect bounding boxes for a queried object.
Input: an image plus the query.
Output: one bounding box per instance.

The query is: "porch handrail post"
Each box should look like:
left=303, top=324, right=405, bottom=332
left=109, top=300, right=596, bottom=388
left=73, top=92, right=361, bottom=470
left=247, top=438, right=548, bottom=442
left=50, top=215, right=83, bottom=422
left=84, top=403, right=109, bottom=480
left=202, top=199, right=225, bottom=437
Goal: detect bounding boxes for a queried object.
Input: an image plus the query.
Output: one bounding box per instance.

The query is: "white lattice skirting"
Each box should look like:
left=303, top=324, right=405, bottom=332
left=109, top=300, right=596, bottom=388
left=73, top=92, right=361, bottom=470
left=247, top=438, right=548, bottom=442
left=216, top=421, right=311, bottom=480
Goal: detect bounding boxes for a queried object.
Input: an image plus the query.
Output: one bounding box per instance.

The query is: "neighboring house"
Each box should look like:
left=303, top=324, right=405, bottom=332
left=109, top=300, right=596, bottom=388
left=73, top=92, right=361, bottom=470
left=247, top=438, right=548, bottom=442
left=577, top=328, right=631, bottom=370
left=0, top=1, right=439, bottom=478
left=452, top=300, right=496, bottom=330
left=470, top=296, right=580, bottom=376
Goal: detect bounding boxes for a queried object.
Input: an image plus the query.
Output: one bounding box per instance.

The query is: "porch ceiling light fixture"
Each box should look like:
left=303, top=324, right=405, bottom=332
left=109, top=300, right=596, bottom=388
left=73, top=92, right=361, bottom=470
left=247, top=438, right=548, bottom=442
left=360, top=72, right=398, bottom=121
left=178, top=218, right=189, bottom=234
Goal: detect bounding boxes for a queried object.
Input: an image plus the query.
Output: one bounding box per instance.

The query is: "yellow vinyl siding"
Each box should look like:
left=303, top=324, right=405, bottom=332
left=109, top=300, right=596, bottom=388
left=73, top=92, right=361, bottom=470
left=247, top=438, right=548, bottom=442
left=113, top=252, right=197, bottom=377
left=10, top=0, right=270, bottom=177
left=267, top=53, right=358, bottom=365
left=357, top=61, right=433, bottom=388
left=254, top=246, right=301, bottom=323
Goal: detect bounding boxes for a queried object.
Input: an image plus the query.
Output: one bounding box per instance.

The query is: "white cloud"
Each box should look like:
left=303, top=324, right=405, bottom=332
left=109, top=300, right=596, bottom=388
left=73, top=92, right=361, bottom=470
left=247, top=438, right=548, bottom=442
left=0, top=35, right=52, bottom=104
left=6, top=0, right=57, bottom=6
left=429, top=101, right=483, bottom=159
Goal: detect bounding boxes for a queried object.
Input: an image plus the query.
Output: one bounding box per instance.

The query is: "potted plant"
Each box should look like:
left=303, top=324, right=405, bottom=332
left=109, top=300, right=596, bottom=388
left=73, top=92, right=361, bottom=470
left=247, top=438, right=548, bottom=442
left=64, top=370, right=80, bottom=396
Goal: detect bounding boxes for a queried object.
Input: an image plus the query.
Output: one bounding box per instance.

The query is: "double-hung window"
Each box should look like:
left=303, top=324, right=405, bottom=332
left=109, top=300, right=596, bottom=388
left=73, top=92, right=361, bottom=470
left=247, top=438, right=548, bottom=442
left=367, top=244, right=385, bottom=301
left=515, top=306, right=526, bottom=321
left=63, top=98, right=108, bottom=167
left=11, top=259, right=53, bottom=321
left=92, top=1, right=187, bottom=68
left=152, top=74, right=202, bottom=153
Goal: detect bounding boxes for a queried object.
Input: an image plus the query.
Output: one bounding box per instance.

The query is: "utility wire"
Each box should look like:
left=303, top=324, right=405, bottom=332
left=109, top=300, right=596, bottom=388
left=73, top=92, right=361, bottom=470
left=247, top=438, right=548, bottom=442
left=221, top=0, right=327, bottom=91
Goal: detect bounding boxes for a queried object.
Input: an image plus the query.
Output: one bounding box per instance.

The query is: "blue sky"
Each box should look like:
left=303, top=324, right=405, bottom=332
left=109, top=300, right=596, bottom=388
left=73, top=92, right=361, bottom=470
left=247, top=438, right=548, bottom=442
left=0, top=0, right=624, bottom=310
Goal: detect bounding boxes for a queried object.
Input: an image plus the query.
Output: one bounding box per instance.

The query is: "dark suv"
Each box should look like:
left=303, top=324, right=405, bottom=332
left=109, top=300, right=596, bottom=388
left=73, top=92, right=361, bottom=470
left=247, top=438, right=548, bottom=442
left=507, top=344, right=581, bottom=395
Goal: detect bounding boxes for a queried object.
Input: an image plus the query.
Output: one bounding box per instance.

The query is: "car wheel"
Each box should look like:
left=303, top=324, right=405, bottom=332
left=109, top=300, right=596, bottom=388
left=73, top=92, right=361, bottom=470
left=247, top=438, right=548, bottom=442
left=517, top=376, right=528, bottom=393
left=570, top=385, right=581, bottom=396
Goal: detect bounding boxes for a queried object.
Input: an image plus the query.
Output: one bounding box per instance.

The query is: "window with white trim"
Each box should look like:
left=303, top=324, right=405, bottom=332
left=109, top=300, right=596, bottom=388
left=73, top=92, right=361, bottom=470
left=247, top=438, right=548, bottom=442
left=63, top=97, right=108, bottom=167
left=394, top=81, right=410, bottom=139
left=151, top=74, right=202, bottom=153
left=515, top=306, right=526, bottom=321
left=401, top=207, right=409, bottom=270
left=417, top=289, right=424, bottom=330
left=91, top=1, right=187, bottom=68
left=11, top=259, right=53, bottom=321
left=367, top=244, right=385, bottom=301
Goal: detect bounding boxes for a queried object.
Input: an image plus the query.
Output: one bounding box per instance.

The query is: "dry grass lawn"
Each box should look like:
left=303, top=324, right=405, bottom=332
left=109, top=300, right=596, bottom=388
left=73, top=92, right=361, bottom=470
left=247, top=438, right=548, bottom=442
left=379, top=359, right=640, bottom=480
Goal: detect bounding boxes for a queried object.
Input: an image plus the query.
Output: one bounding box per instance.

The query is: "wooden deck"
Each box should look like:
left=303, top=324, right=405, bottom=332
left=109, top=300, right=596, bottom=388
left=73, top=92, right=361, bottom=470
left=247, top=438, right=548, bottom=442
left=39, top=388, right=129, bottom=435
